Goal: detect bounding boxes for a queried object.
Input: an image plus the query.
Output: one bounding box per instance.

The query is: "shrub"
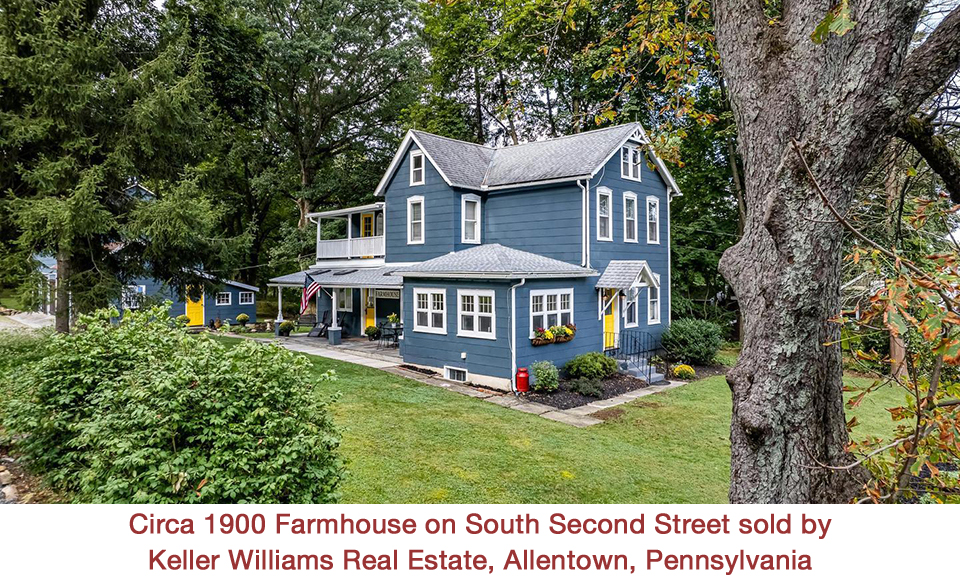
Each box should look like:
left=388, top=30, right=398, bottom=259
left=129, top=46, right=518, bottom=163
left=661, top=318, right=723, bottom=366
left=673, top=364, right=696, bottom=380
left=235, top=313, right=250, bottom=325
left=1, top=305, right=344, bottom=503
left=175, top=314, right=191, bottom=326
left=564, top=352, right=618, bottom=380
left=279, top=320, right=296, bottom=334
left=365, top=325, right=380, bottom=338
left=569, top=377, right=602, bottom=398
left=530, top=360, right=559, bottom=392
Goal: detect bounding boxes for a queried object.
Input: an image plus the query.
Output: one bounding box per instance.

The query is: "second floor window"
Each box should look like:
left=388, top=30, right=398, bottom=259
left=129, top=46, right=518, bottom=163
left=414, top=288, right=445, bottom=334
left=621, top=145, right=642, bottom=181
left=408, top=196, right=424, bottom=244
left=624, top=192, right=638, bottom=242
left=458, top=289, right=495, bottom=339
left=462, top=194, right=481, bottom=244
left=647, top=196, right=660, bottom=244
left=530, top=289, right=573, bottom=336
left=597, top=188, right=612, bottom=241
left=410, top=151, right=425, bottom=185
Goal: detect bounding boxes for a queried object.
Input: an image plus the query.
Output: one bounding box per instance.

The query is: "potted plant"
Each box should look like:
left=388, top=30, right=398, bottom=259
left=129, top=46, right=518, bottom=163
left=552, top=323, right=576, bottom=343
left=365, top=325, right=380, bottom=341
left=531, top=327, right=555, bottom=346
left=278, top=320, right=295, bottom=337
left=386, top=312, right=400, bottom=325
left=235, top=313, right=249, bottom=327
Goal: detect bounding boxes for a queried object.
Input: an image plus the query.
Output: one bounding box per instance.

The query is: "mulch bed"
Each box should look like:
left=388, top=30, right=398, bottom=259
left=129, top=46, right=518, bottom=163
left=525, top=373, right=650, bottom=410
left=686, top=364, right=728, bottom=380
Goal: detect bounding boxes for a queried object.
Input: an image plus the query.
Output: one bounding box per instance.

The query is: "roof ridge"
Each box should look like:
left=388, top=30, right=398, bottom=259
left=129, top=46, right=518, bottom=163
left=494, top=122, right=640, bottom=150
left=411, top=130, right=495, bottom=150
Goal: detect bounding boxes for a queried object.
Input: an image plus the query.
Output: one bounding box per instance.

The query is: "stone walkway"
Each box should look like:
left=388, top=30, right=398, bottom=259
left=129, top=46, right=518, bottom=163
left=247, top=334, right=687, bottom=427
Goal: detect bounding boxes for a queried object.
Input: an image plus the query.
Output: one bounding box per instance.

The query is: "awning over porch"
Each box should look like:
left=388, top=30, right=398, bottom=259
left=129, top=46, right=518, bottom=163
left=269, top=266, right=403, bottom=289
left=595, top=260, right=658, bottom=290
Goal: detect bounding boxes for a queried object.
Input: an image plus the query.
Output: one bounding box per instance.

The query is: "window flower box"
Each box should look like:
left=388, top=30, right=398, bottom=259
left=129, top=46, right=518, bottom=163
left=531, top=324, right=576, bottom=346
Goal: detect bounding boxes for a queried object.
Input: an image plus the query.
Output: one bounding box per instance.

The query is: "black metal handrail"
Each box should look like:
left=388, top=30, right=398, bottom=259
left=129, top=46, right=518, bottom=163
left=604, top=329, right=663, bottom=383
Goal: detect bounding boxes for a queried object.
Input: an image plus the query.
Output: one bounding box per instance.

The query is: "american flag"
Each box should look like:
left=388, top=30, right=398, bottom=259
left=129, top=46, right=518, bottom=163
left=301, top=277, right=321, bottom=314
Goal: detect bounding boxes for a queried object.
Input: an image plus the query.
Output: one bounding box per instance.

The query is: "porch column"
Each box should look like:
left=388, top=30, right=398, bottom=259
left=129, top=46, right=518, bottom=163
left=347, top=214, right=353, bottom=260
left=276, top=287, right=283, bottom=322
left=328, top=288, right=341, bottom=345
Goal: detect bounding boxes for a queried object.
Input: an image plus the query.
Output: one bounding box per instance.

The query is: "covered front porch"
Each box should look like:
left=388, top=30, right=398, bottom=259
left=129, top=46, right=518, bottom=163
left=308, top=202, right=385, bottom=261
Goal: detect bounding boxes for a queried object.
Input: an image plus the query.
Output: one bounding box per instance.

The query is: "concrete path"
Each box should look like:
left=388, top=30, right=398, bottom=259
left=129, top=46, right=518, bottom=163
left=0, top=312, right=54, bottom=330
left=249, top=334, right=688, bottom=427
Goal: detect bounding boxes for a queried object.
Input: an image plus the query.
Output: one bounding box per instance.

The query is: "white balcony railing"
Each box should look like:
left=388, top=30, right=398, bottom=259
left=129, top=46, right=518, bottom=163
left=316, top=235, right=385, bottom=260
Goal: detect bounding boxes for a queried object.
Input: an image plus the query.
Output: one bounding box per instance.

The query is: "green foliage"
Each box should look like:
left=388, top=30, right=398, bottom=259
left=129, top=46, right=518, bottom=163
left=530, top=360, right=559, bottom=392
left=568, top=377, right=602, bottom=398
left=661, top=318, right=724, bottom=366
left=811, top=0, right=857, bottom=44
left=176, top=314, right=191, bottom=326
left=364, top=325, right=379, bottom=338
left=1, top=304, right=344, bottom=503
left=235, top=313, right=250, bottom=325
left=279, top=320, right=296, bottom=333
left=564, top=352, right=618, bottom=380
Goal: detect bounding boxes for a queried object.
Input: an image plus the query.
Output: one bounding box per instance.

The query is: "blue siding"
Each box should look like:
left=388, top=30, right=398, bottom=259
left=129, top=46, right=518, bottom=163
left=384, top=143, right=457, bottom=263
left=400, top=280, right=512, bottom=379
left=316, top=288, right=363, bottom=337
left=118, top=278, right=257, bottom=326
left=483, top=184, right=583, bottom=264
left=590, top=148, right=671, bottom=341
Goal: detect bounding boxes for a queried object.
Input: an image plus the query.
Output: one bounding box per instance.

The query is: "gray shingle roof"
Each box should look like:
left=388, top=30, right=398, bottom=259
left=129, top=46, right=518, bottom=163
left=397, top=244, right=596, bottom=278
left=595, top=260, right=658, bottom=290
left=410, top=131, right=494, bottom=188
left=269, top=267, right=403, bottom=288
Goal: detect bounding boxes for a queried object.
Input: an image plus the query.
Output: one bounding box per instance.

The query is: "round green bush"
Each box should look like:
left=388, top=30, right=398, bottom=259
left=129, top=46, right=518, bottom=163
left=661, top=318, right=723, bottom=366
left=568, top=377, right=603, bottom=398
left=175, top=314, right=191, bottom=326
left=279, top=320, right=296, bottom=333
left=2, top=305, right=344, bottom=503
left=563, top=352, right=619, bottom=380
left=530, top=360, right=559, bottom=392
left=235, top=313, right=250, bottom=325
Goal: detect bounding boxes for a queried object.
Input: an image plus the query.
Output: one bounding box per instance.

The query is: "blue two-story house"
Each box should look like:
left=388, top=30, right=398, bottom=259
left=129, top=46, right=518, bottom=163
left=270, top=122, right=678, bottom=390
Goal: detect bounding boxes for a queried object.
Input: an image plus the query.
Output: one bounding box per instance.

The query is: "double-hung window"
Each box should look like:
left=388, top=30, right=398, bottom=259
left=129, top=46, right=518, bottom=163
left=624, top=289, right=639, bottom=328
left=530, top=289, right=574, bottom=336
left=458, top=289, right=495, bottom=339
left=624, top=192, right=638, bottom=243
left=410, top=151, right=425, bottom=185
left=461, top=194, right=481, bottom=244
left=121, top=285, right=146, bottom=310
left=336, top=288, right=353, bottom=312
left=216, top=292, right=231, bottom=306
left=597, top=187, right=612, bottom=241
left=648, top=279, right=661, bottom=325
left=646, top=196, right=660, bottom=244
left=621, top=145, right=642, bottom=181
left=407, top=195, right=424, bottom=244
left=239, top=291, right=254, bottom=305
left=414, top=288, right=446, bottom=334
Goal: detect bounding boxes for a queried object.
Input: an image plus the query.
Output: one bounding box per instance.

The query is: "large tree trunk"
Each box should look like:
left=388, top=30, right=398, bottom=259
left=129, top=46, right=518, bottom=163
left=54, top=249, right=71, bottom=333
left=712, top=1, right=960, bottom=502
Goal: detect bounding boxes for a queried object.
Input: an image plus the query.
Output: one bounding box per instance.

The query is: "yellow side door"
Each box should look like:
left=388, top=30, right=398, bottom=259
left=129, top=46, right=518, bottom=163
left=360, top=213, right=374, bottom=259
left=364, top=289, right=376, bottom=328
left=603, top=289, right=617, bottom=349
left=185, top=291, right=204, bottom=326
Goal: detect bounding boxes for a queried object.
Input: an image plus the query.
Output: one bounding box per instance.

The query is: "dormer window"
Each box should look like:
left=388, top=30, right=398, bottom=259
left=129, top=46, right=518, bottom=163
left=621, top=145, right=642, bottom=181
left=410, top=151, right=425, bottom=186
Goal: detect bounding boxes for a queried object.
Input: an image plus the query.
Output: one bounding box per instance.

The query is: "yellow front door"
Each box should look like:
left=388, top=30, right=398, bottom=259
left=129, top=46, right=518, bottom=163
left=603, top=289, right=618, bottom=349
left=185, top=292, right=204, bottom=326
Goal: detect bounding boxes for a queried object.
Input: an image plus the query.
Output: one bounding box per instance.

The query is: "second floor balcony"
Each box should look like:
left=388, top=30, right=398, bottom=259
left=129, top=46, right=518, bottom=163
left=309, top=202, right=385, bottom=261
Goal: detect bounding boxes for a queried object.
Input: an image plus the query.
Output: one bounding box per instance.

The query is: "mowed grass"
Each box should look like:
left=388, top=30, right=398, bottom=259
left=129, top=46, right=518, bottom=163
left=215, top=336, right=904, bottom=503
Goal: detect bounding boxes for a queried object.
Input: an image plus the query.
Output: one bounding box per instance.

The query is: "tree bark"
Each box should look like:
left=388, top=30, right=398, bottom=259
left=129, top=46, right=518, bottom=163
left=713, top=0, right=960, bottom=502
left=54, top=249, right=71, bottom=333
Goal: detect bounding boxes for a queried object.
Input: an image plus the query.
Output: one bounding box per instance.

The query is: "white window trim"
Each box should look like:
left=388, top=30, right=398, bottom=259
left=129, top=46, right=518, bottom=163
left=444, top=366, right=469, bottom=383
left=624, top=289, right=639, bottom=328
left=336, top=288, right=353, bottom=312
left=461, top=194, right=481, bottom=245
left=529, top=288, right=575, bottom=338
left=648, top=275, right=661, bottom=325
left=413, top=288, right=446, bottom=335
left=407, top=195, right=424, bottom=245
left=621, top=145, right=642, bottom=182
left=238, top=291, right=255, bottom=305
left=646, top=195, right=660, bottom=245
left=410, top=150, right=425, bottom=186
left=216, top=292, right=231, bottom=306
left=596, top=186, right=613, bottom=242
left=122, top=285, right=146, bottom=310
left=623, top=191, right=638, bottom=243
left=457, top=288, right=496, bottom=340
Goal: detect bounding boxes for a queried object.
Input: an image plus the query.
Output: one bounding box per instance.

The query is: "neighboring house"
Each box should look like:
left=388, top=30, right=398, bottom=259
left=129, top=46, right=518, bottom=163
left=119, top=276, right=259, bottom=327
left=270, top=122, right=679, bottom=390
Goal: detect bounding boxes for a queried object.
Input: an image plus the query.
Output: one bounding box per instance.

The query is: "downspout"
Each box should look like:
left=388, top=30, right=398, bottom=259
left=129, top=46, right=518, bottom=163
left=666, top=188, right=673, bottom=325
left=510, top=277, right=527, bottom=394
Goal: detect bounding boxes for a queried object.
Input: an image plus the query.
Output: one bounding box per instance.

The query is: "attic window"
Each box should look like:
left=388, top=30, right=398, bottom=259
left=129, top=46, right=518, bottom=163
left=621, top=145, right=642, bottom=181
left=410, top=151, right=425, bottom=186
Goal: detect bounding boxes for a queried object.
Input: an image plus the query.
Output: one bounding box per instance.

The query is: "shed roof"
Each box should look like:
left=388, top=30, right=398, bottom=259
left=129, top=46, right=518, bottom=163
left=397, top=244, right=596, bottom=279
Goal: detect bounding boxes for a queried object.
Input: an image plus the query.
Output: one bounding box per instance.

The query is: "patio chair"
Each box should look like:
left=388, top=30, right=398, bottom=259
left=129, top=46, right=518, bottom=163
left=310, top=310, right=331, bottom=338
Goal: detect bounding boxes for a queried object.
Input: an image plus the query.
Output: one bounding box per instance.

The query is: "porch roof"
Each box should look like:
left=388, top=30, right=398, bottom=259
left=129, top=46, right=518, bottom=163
left=595, top=260, right=658, bottom=290
left=269, top=266, right=403, bottom=289
left=305, top=202, right=384, bottom=220
left=396, top=243, right=597, bottom=279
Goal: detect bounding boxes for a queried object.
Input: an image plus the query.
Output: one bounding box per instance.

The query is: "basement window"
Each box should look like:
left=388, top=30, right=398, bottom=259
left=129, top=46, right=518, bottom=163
left=445, top=366, right=468, bottom=383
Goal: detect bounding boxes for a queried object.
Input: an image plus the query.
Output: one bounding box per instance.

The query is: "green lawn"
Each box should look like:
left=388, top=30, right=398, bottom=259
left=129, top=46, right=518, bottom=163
left=218, top=336, right=901, bottom=503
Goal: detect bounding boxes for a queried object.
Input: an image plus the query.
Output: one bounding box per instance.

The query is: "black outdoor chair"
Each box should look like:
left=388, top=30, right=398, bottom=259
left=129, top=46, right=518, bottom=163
left=309, top=310, right=331, bottom=338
